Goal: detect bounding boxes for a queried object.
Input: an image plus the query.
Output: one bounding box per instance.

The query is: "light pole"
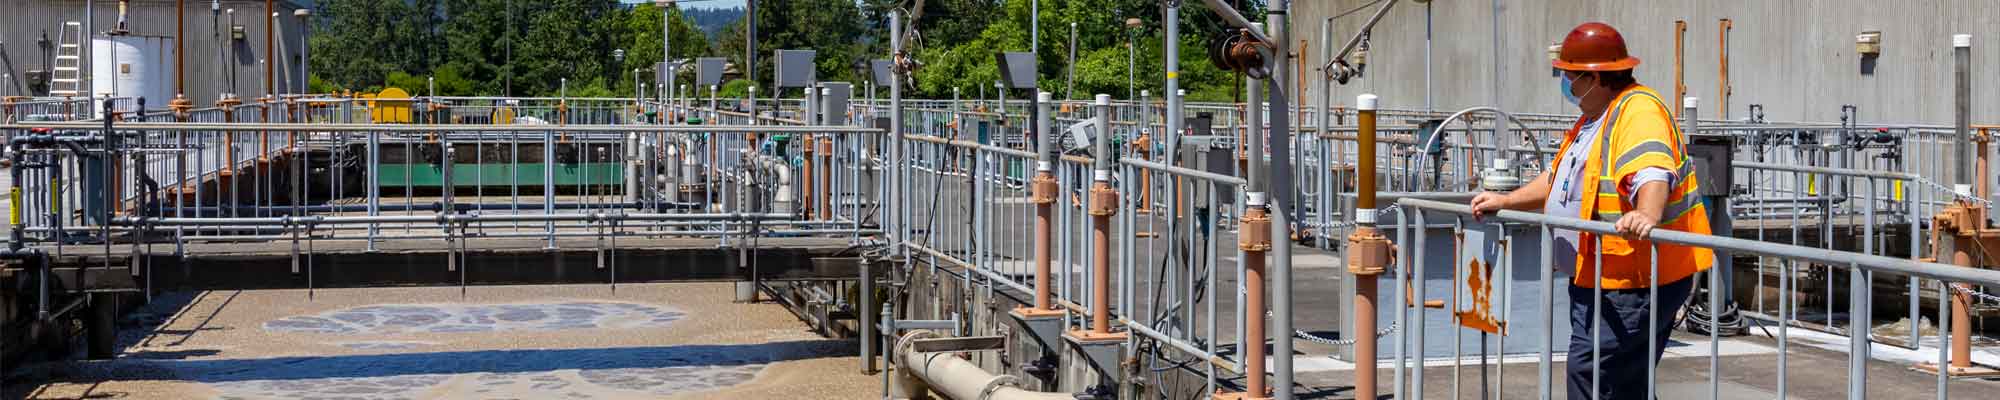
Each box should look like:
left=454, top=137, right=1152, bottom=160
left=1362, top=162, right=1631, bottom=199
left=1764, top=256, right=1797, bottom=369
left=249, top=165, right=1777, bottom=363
left=294, top=9, right=310, bottom=95
left=672, top=0, right=680, bottom=104
left=614, top=48, right=626, bottom=86
left=1125, top=17, right=1140, bottom=100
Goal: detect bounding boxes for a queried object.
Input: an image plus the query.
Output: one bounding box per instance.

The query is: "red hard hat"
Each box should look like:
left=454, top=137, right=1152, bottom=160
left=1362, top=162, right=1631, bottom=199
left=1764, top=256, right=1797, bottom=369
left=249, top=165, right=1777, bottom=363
left=1553, top=22, right=1640, bottom=71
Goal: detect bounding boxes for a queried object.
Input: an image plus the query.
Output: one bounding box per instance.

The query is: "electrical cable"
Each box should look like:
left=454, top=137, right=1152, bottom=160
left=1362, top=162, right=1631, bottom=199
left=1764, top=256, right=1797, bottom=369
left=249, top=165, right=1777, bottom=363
left=1676, top=271, right=1747, bottom=336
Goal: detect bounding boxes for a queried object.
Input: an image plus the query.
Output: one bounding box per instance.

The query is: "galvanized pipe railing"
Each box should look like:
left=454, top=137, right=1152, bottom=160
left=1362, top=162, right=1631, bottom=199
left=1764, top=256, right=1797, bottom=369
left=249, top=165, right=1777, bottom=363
left=1394, top=197, right=2000, bottom=400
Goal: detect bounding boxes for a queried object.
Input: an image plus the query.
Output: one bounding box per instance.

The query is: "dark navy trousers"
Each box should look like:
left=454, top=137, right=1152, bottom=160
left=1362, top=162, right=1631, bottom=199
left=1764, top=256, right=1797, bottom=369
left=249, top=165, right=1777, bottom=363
left=1566, top=277, right=1694, bottom=400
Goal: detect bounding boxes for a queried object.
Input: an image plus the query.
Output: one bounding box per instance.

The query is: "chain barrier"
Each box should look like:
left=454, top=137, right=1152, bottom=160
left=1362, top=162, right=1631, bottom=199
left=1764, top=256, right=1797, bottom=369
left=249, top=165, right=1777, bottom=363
left=1293, top=321, right=1399, bottom=347
left=1913, top=175, right=1994, bottom=206
left=1949, top=283, right=2000, bottom=303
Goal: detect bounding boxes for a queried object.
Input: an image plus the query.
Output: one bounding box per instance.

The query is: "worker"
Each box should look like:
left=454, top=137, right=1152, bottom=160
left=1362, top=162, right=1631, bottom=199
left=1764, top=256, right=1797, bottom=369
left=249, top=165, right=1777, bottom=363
left=1467, top=22, right=1713, bottom=400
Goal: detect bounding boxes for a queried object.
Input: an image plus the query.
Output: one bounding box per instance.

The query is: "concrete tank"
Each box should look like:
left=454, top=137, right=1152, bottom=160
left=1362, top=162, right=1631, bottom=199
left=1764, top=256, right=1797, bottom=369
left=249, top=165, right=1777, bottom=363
left=90, top=34, right=177, bottom=111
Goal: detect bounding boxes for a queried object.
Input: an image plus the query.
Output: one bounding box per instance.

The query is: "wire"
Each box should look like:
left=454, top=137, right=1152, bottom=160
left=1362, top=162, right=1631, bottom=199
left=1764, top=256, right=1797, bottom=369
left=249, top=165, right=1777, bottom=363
left=1676, top=274, right=1747, bottom=336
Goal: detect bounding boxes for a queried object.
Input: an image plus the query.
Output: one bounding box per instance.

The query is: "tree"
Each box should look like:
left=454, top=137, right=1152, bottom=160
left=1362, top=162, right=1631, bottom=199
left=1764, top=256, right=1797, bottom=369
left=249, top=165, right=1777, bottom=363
left=614, top=4, right=713, bottom=96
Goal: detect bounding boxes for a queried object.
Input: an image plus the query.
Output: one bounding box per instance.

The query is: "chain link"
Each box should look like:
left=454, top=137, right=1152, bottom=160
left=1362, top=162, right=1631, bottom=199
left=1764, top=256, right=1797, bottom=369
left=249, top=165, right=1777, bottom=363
left=1293, top=321, right=1399, bottom=347
left=1949, top=283, right=2000, bottom=303
left=1912, top=175, right=1993, bottom=206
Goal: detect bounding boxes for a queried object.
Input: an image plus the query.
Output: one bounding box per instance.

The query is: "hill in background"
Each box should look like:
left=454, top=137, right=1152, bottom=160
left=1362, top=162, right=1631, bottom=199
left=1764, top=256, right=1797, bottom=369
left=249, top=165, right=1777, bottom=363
left=683, top=7, right=744, bottom=39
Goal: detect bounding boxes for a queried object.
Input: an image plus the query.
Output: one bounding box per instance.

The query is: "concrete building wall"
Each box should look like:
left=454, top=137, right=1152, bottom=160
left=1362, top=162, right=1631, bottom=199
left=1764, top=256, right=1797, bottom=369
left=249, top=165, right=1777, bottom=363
left=0, top=0, right=310, bottom=106
left=1290, top=0, right=1999, bottom=125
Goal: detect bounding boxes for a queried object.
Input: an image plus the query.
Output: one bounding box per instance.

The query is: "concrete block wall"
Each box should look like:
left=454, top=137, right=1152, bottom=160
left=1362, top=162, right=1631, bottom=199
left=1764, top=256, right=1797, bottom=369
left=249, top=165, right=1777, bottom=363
left=1, top=0, right=311, bottom=104
left=1290, top=0, right=1998, bottom=125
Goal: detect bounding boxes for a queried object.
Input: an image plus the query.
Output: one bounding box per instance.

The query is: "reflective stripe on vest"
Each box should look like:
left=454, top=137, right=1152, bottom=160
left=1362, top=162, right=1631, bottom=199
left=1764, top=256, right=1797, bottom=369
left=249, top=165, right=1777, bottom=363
left=1589, top=89, right=1703, bottom=225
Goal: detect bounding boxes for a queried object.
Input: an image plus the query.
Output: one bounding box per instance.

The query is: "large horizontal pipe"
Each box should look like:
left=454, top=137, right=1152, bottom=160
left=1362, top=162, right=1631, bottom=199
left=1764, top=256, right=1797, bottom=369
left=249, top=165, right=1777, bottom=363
left=1120, top=157, right=1246, bottom=185
left=894, top=331, right=1073, bottom=400
left=1, top=122, right=884, bottom=134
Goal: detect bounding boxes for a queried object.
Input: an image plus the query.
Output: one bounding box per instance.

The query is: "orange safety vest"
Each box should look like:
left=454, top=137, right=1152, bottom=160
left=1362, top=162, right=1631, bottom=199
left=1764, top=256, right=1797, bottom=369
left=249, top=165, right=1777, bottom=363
left=1550, top=85, right=1713, bottom=289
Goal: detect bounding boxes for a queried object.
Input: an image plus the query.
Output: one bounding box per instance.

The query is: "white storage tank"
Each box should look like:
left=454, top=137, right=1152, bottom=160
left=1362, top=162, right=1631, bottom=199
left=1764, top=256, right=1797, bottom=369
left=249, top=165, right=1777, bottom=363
left=90, top=34, right=177, bottom=113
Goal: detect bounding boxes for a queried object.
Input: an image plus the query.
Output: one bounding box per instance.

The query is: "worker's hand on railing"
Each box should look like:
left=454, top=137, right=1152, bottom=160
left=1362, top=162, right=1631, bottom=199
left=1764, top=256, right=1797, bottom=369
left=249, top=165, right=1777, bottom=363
left=1614, top=211, right=1659, bottom=240
left=1468, top=192, right=1509, bottom=221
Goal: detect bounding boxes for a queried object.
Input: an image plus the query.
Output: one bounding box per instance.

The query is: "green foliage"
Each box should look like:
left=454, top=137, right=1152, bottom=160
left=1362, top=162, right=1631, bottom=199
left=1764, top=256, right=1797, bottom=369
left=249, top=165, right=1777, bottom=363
left=308, top=0, right=1263, bottom=102
left=384, top=71, right=427, bottom=95
left=717, top=79, right=756, bottom=98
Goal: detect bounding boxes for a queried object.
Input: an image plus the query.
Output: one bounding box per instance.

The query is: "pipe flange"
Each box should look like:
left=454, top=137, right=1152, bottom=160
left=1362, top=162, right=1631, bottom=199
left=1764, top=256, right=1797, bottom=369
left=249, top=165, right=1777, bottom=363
left=976, top=374, right=1021, bottom=400
left=1346, top=227, right=1392, bottom=276
left=1238, top=206, right=1271, bottom=252
left=1087, top=183, right=1118, bottom=216
left=1030, top=174, right=1059, bottom=204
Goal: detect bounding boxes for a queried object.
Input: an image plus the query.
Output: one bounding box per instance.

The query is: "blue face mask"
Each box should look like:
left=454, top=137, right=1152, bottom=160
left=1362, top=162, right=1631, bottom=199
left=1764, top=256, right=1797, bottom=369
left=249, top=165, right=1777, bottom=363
left=1561, top=73, right=1595, bottom=106
left=1560, top=74, right=1581, bottom=105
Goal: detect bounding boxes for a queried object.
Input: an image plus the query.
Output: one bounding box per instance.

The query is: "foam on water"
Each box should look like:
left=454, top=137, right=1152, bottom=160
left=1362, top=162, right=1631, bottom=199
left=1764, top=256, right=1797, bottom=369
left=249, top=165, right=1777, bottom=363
left=262, top=301, right=685, bottom=335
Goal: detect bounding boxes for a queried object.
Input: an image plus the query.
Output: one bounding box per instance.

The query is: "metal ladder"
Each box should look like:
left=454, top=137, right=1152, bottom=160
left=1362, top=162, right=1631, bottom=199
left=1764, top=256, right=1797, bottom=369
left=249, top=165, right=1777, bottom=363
left=50, top=21, right=84, bottom=97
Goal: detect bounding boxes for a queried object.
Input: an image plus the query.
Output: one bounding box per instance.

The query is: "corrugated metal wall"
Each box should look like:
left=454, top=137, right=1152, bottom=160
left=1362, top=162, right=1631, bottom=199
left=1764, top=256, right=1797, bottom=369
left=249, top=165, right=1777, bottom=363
left=1290, top=0, right=1999, bottom=125
left=1, top=0, right=309, bottom=105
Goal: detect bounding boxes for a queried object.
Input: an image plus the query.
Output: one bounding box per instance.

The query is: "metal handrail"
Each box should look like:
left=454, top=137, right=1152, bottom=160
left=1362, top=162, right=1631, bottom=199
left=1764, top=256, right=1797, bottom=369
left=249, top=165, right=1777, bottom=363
left=1395, top=197, right=2000, bottom=286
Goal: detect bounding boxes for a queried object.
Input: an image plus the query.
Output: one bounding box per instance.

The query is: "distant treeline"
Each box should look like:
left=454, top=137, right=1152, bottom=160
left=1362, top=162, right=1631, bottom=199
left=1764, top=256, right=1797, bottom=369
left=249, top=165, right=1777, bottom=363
left=307, top=0, right=1262, bottom=102
left=682, top=7, right=744, bottom=38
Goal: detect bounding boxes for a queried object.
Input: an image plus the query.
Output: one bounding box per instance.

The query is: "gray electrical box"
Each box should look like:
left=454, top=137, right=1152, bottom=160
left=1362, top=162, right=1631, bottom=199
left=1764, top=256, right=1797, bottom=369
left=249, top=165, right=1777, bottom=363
left=1688, top=134, right=1735, bottom=196
left=995, top=52, right=1036, bottom=89
left=819, top=82, right=852, bottom=124
left=871, top=59, right=894, bottom=86
left=1186, top=136, right=1238, bottom=203
left=655, top=62, right=675, bottom=86
left=696, top=57, right=726, bottom=86
left=775, top=50, right=817, bottom=88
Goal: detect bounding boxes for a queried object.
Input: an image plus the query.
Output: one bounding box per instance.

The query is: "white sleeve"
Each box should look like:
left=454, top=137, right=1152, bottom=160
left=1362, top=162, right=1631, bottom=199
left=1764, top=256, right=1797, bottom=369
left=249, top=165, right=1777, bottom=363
left=1622, top=167, right=1675, bottom=203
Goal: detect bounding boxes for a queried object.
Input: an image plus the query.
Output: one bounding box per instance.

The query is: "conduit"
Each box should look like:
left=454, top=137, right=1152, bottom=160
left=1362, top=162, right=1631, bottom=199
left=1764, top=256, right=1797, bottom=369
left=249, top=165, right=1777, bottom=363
left=893, top=331, right=1073, bottom=400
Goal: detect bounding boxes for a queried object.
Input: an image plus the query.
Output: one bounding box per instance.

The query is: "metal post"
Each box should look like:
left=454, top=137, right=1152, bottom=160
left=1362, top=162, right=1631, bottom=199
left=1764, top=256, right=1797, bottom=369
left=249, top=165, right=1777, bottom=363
left=1953, top=34, right=1971, bottom=187
left=672, top=0, right=680, bottom=104
left=1267, top=5, right=1296, bottom=398
left=1164, top=0, right=1182, bottom=161
left=1067, top=23, right=1077, bottom=100
left=1349, top=93, right=1387, bottom=400
left=890, top=11, right=904, bottom=250
left=861, top=249, right=876, bottom=374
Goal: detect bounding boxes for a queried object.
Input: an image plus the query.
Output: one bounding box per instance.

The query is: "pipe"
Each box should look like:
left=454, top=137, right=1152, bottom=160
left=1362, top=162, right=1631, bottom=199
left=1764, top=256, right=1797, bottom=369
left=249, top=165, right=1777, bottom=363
left=1953, top=34, right=1970, bottom=188
left=889, top=10, right=904, bottom=250
left=894, top=331, right=1073, bottom=400
left=1266, top=5, right=1296, bottom=398
left=266, top=0, right=275, bottom=104
left=1199, top=0, right=1274, bottom=46
left=757, top=154, right=795, bottom=215
left=8, top=141, right=22, bottom=252
left=1089, top=94, right=1115, bottom=334
left=1950, top=249, right=1974, bottom=369
left=1718, top=19, right=1732, bottom=120
left=1673, top=21, right=1686, bottom=117
left=1034, top=91, right=1056, bottom=310
left=1320, top=0, right=1401, bottom=79
left=1349, top=94, right=1384, bottom=399
left=1241, top=204, right=1271, bottom=397
left=178, top=0, right=186, bottom=97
